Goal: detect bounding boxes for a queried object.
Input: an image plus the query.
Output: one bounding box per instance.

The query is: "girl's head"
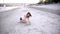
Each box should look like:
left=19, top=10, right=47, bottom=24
left=27, top=12, right=32, bottom=16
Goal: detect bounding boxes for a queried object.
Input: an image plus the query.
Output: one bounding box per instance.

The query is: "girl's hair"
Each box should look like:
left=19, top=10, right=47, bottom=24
left=27, top=12, right=32, bottom=16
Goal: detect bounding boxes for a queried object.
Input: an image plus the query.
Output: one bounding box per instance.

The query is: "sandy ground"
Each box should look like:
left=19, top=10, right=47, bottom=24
left=0, top=4, right=60, bottom=34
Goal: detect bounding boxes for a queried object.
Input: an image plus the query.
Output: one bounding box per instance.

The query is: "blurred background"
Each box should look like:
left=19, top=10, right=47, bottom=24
left=0, top=0, right=60, bottom=7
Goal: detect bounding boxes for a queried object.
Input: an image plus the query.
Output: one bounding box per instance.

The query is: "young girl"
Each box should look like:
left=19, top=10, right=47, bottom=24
left=20, top=12, right=32, bottom=24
